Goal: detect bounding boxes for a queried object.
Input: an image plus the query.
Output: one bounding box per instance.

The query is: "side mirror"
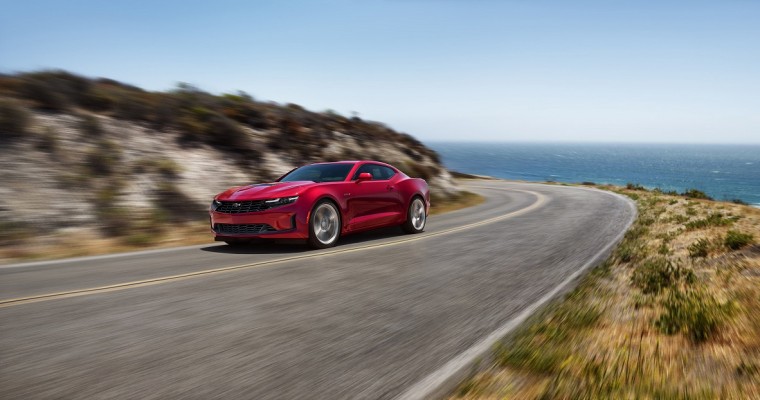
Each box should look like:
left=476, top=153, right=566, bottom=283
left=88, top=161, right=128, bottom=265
left=357, top=172, right=372, bottom=181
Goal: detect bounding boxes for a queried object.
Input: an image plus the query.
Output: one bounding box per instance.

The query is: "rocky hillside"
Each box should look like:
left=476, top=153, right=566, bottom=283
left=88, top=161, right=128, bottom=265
left=0, top=70, right=457, bottom=244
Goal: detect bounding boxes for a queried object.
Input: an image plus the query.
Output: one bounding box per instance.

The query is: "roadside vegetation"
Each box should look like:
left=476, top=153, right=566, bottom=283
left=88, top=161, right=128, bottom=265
left=452, top=184, right=760, bottom=399
left=0, top=70, right=441, bottom=176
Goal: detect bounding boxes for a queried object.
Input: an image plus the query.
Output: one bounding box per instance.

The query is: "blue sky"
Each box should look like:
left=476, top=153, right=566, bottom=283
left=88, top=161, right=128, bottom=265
left=2, top=0, right=759, bottom=143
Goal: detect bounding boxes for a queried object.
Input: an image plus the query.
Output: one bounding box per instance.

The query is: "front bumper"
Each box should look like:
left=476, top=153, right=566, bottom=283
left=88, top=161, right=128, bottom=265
left=209, top=208, right=309, bottom=240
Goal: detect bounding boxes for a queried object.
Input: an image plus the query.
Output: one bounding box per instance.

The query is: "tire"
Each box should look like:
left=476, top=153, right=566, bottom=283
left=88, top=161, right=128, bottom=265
left=308, top=200, right=341, bottom=249
left=402, top=196, right=427, bottom=234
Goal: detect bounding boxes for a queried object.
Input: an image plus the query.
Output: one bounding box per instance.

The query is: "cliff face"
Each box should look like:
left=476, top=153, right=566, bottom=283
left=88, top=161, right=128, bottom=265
left=0, top=71, right=457, bottom=238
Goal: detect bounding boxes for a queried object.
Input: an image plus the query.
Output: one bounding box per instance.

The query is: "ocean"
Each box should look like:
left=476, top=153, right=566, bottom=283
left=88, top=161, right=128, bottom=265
left=426, top=142, right=760, bottom=206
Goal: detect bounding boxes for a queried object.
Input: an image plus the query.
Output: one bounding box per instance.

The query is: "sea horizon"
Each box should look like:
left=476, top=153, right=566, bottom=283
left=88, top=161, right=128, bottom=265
left=425, top=141, right=760, bottom=206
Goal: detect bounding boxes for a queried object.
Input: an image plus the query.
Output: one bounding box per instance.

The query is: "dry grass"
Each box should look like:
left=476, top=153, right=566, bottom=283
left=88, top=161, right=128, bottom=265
left=0, top=222, right=214, bottom=263
left=431, top=190, right=486, bottom=215
left=451, top=185, right=760, bottom=400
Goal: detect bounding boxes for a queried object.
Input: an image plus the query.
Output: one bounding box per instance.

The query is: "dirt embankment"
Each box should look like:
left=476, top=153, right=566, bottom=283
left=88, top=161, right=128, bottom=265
left=0, top=70, right=462, bottom=262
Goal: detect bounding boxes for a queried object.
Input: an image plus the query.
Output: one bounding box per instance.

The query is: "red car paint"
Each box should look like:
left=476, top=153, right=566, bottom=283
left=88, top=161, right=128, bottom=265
left=209, top=161, right=430, bottom=244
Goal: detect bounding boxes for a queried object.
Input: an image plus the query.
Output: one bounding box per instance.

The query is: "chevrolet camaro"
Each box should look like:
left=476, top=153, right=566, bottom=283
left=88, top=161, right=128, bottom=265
left=209, top=161, right=431, bottom=248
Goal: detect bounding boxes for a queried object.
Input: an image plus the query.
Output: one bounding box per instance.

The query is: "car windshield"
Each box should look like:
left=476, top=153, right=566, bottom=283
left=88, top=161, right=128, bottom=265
left=279, top=163, right=355, bottom=183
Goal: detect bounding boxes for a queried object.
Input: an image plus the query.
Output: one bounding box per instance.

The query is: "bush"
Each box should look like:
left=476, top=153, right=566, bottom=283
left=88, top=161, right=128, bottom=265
left=81, top=87, right=116, bottom=112
left=688, top=238, right=710, bottom=258
left=631, top=258, right=694, bottom=294
left=685, top=213, right=737, bottom=230
left=153, top=183, right=205, bottom=222
left=724, top=230, right=753, bottom=250
left=681, top=189, right=713, bottom=200
left=399, top=161, right=441, bottom=181
left=93, top=185, right=132, bottom=236
left=0, top=100, right=30, bottom=138
left=617, top=240, right=644, bottom=263
left=0, top=220, right=32, bottom=245
left=86, top=140, right=122, bottom=176
left=656, top=287, right=735, bottom=342
left=36, top=127, right=59, bottom=153
left=658, top=241, right=670, bottom=255
left=79, top=114, right=102, bottom=137
left=20, top=76, right=69, bottom=110
left=626, top=183, right=646, bottom=191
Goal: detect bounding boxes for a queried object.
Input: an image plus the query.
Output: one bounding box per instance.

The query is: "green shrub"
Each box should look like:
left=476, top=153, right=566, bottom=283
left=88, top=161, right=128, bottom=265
left=81, top=87, right=116, bottom=112
left=20, top=76, right=69, bottom=110
left=0, top=220, right=32, bottom=245
left=668, top=214, right=689, bottom=224
left=685, top=213, right=737, bottom=230
left=626, top=183, right=646, bottom=191
left=658, top=241, right=670, bottom=255
left=656, top=287, right=735, bottom=342
left=122, top=231, right=157, bottom=246
left=0, top=100, right=30, bottom=138
left=399, top=161, right=441, bottom=181
left=133, top=158, right=182, bottom=178
left=79, top=114, right=102, bottom=137
left=617, top=240, right=644, bottom=263
left=153, top=183, right=205, bottom=222
left=631, top=258, right=694, bottom=294
left=688, top=238, right=710, bottom=258
left=116, top=95, right=151, bottom=121
left=681, top=188, right=713, bottom=200
left=86, top=140, right=122, bottom=176
left=724, top=230, right=753, bottom=250
left=36, top=127, right=59, bottom=153
left=93, top=185, right=132, bottom=236
left=737, top=361, right=759, bottom=377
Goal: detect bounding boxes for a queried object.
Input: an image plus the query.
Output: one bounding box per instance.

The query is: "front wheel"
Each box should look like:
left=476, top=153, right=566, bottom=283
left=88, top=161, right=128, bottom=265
left=402, top=197, right=427, bottom=234
left=308, top=200, right=341, bottom=249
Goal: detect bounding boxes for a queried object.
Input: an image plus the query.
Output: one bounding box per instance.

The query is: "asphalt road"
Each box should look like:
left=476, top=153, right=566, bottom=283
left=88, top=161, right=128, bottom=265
left=0, top=181, right=635, bottom=400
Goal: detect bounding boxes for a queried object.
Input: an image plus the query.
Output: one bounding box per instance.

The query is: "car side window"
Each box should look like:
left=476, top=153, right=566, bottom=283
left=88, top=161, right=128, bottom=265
left=378, top=166, right=396, bottom=180
left=353, top=164, right=396, bottom=180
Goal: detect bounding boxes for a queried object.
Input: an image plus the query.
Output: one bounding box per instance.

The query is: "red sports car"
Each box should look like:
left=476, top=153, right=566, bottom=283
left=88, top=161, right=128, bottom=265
left=209, top=161, right=430, bottom=248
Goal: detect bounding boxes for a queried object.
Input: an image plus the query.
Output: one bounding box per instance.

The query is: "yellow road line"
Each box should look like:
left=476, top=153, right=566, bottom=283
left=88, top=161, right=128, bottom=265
left=0, top=188, right=546, bottom=308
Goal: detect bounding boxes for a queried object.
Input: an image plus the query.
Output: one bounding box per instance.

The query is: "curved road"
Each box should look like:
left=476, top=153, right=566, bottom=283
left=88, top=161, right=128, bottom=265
left=0, top=181, right=635, bottom=400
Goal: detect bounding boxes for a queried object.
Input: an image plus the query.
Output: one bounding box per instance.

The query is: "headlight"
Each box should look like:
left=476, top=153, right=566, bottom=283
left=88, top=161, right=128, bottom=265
left=210, top=199, right=222, bottom=211
left=264, top=196, right=298, bottom=208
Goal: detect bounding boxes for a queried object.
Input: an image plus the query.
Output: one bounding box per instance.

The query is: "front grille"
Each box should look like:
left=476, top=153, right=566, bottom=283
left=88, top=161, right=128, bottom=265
left=215, top=200, right=269, bottom=214
left=214, top=223, right=277, bottom=235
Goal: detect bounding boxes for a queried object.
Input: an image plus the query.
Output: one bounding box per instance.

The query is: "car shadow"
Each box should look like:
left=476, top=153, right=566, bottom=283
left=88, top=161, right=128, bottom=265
left=200, top=226, right=408, bottom=255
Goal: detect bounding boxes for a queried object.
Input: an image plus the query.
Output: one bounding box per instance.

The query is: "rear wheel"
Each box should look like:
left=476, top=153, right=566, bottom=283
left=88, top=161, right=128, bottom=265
left=308, top=200, right=341, bottom=249
left=402, top=196, right=427, bottom=234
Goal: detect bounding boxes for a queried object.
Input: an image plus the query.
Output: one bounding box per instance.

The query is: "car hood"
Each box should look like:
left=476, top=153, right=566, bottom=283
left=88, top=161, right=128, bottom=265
left=216, top=181, right=316, bottom=201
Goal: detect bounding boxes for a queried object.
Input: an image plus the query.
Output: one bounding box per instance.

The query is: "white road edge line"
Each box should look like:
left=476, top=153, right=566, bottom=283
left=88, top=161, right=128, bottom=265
left=395, top=188, right=637, bottom=400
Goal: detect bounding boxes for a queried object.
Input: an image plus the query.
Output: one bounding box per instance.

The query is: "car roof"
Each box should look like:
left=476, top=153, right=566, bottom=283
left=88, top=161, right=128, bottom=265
left=310, top=160, right=393, bottom=166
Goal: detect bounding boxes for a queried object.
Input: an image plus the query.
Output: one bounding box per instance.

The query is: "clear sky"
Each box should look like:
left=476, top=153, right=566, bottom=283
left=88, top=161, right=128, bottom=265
left=2, top=0, right=759, bottom=143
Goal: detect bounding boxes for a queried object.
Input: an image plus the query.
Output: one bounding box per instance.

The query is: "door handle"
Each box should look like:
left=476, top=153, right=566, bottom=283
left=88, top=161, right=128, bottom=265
left=387, top=185, right=395, bottom=191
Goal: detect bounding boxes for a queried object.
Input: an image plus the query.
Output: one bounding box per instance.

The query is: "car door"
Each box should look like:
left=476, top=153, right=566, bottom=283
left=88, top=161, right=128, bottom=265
left=346, top=164, right=403, bottom=231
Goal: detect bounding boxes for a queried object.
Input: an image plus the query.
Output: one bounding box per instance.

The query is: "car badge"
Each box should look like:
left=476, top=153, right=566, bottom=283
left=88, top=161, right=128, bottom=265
left=233, top=203, right=241, bottom=208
